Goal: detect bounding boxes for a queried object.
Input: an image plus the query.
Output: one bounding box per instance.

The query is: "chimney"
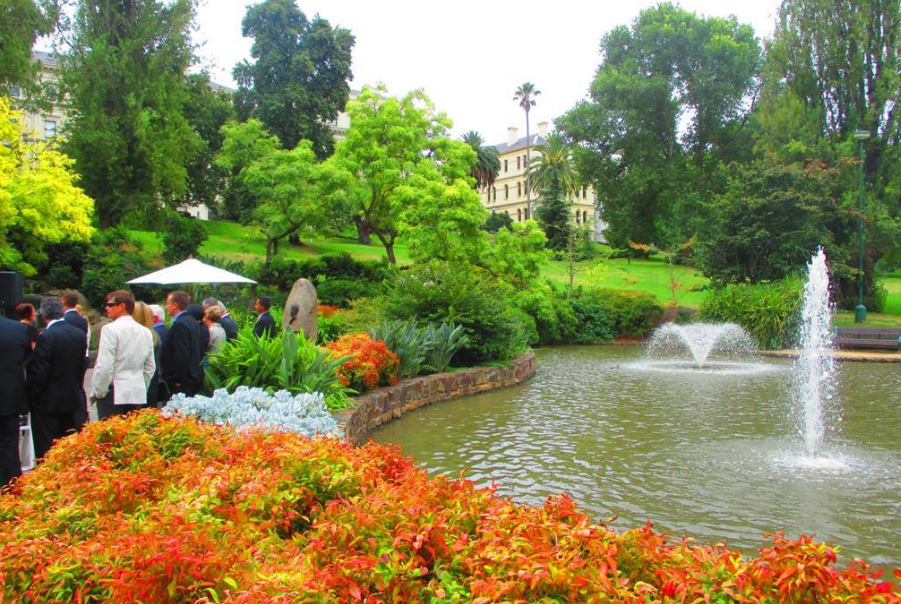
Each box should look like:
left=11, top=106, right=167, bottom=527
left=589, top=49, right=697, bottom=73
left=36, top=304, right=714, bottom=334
left=537, top=121, right=549, bottom=138
left=507, top=127, right=519, bottom=146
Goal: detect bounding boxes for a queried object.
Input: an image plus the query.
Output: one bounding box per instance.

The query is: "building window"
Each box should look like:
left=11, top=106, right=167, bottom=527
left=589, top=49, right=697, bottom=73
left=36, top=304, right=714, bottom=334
left=525, top=207, right=530, bottom=220
left=517, top=156, right=521, bottom=170
left=44, top=120, right=57, bottom=139
left=517, top=209, right=522, bottom=221
left=505, top=184, right=509, bottom=199
left=582, top=186, right=588, bottom=199
left=517, top=182, right=522, bottom=197
left=9, top=85, right=20, bottom=98
left=492, top=186, right=497, bottom=202
left=583, top=211, right=588, bottom=223
left=504, top=159, right=508, bottom=173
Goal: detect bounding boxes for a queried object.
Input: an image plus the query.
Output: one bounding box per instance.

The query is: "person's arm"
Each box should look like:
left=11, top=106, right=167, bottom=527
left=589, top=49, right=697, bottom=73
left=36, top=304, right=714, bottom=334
left=142, top=331, right=156, bottom=388
left=90, top=326, right=116, bottom=399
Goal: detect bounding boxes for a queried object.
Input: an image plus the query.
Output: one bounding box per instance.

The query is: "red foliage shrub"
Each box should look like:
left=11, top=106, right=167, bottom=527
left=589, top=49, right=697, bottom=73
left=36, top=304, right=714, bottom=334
left=0, top=411, right=898, bottom=604
left=317, top=304, right=340, bottom=317
left=326, top=332, right=399, bottom=392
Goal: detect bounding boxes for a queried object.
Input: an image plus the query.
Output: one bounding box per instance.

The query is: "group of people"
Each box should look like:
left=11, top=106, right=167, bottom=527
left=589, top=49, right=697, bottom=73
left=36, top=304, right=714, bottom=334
left=0, top=290, right=280, bottom=488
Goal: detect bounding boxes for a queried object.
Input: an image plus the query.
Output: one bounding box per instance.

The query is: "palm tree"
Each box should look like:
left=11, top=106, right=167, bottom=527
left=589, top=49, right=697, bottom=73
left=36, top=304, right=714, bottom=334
left=527, top=134, right=578, bottom=251
left=461, top=130, right=501, bottom=190
left=513, top=82, right=541, bottom=216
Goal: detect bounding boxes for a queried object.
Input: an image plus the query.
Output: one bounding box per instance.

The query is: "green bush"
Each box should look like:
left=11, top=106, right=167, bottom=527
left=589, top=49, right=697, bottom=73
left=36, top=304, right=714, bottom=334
left=257, top=253, right=391, bottom=298
left=316, top=278, right=383, bottom=308
left=699, top=278, right=803, bottom=349
left=378, top=262, right=531, bottom=364
left=317, top=313, right=348, bottom=345
left=514, top=283, right=578, bottom=345
left=568, top=296, right=616, bottom=343
left=584, top=288, right=665, bottom=339
left=163, top=214, right=208, bottom=264
left=205, top=327, right=353, bottom=410
left=422, top=322, right=469, bottom=373
left=81, top=228, right=151, bottom=308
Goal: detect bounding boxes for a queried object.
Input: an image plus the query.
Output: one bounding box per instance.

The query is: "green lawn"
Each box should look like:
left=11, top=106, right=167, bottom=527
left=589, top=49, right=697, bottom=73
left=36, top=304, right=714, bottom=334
left=131, top=219, right=900, bottom=315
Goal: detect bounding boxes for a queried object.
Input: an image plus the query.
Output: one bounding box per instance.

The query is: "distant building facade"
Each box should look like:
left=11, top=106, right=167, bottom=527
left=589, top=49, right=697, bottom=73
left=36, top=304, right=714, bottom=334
left=9, top=51, right=66, bottom=144
left=480, top=121, right=606, bottom=242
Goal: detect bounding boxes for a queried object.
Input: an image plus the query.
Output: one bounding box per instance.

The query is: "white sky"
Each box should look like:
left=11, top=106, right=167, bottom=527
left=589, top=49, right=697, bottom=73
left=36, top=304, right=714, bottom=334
left=194, top=0, right=783, bottom=146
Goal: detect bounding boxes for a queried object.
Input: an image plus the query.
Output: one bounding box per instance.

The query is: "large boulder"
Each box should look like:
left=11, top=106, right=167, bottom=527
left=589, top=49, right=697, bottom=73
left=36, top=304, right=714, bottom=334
left=282, top=278, right=317, bottom=342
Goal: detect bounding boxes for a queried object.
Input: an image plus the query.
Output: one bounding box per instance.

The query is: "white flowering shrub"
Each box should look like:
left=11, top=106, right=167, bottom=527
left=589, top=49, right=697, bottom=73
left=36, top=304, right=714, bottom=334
left=164, top=387, right=341, bottom=438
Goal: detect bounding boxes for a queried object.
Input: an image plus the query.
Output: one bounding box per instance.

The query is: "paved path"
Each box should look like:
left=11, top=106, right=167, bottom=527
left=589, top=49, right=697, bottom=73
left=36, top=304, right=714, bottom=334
left=760, top=349, right=901, bottom=362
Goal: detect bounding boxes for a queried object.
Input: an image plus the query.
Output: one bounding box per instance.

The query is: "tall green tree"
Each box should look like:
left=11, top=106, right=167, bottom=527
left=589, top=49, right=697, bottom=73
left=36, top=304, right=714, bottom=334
left=759, top=0, right=901, bottom=297
left=216, top=119, right=283, bottom=224
left=329, top=87, right=482, bottom=264
left=514, top=82, right=540, bottom=216
left=234, top=0, right=354, bottom=157
left=180, top=73, right=236, bottom=212
left=60, top=0, right=200, bottom=228
left=461, top=130, right=500, bottom=190
left=558, top=3, right=760, bottom=249
left=527, top=134, right=578, bottom=250
left=0, top=0, right=58, bottom=94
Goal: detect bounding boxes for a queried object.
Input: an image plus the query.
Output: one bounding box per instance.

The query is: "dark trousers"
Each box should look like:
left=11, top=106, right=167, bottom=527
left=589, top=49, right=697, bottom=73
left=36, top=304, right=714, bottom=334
left=0, top=414, right=21, bottom=489
left=31, top=410, right=77, bottom=461
left=74, top=389, right=88, bottom=430
left=96, top=391, right=144, bottom=420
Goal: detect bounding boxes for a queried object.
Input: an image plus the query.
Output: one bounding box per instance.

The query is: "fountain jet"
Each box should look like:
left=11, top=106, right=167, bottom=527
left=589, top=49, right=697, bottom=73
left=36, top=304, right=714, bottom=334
left=648, top=323, right=756, bottom=367
left=793, top=247, right=836, bottom=457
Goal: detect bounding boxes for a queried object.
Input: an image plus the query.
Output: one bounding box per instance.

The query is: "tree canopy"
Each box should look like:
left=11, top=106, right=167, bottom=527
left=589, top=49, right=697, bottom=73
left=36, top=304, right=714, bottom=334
left=234, top=0, right=354, bottom=157
left=0, top=0, right=58, bottom=94
left=60, top=0, right=200, bottom=228
left=0, top=96, right=93, bottom=275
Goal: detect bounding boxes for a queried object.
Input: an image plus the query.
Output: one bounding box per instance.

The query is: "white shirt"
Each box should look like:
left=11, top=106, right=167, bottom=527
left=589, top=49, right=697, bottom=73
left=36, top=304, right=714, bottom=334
left=91, top=315, right=155, bottom=406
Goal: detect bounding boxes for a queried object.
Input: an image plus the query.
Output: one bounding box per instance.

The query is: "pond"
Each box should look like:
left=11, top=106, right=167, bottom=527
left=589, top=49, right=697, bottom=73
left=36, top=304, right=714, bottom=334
left=371, top=345, right=901, bottom=568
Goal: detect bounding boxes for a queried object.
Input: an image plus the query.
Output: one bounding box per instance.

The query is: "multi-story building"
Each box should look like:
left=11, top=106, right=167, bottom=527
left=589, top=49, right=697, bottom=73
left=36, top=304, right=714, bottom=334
left=479, top=121, right=606, bottom=242
left=8, top=51, right=66, bottom=144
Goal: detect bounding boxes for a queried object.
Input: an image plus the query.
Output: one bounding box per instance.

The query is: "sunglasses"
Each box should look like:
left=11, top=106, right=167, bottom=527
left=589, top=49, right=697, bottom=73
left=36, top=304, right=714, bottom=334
left=105, top=301, right=123, bottom=308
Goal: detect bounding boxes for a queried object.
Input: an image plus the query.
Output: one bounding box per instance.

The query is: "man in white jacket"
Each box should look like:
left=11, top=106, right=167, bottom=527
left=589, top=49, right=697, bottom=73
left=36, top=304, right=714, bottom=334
left=91, top=290, right=156, bottom=420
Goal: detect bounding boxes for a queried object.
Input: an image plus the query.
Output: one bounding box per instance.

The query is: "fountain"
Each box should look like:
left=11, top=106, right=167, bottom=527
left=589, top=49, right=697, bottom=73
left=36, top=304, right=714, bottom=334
left=792, top=247, right=837, bottom=458
left=636, top=321, right=770, bottom=375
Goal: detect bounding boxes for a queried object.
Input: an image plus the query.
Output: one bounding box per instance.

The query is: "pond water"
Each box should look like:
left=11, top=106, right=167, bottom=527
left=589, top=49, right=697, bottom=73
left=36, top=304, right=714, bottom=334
left=371, top=345, right=901, bottom=568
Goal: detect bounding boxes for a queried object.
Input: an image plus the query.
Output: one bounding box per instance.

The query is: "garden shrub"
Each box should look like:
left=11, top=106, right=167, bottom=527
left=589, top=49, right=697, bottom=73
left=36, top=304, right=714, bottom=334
left=316, top=277, right=383, bottom=307
left=700, top=277, right=803, bottom=349
left=316, top=312, right=348, bottom=345
left=256, top=253, right=391, bottom=302
left=1, top=412, right=897, bottom=604
left=162, top=214, right=208, bottom=264
left=569, top=295, right=617, bottom=343
left=514, top=282, right=578, bottom=345
left=327, top=333, right=400, bottom=392
left=369, top=320, right=428, bottom=378
left=378, top=262, right=531, bottom=364
left=81, top=227, right=152, bottom=308
left=422, top=322, right=469, bottom=373
left=165, top=387, right=340, bottom=437
left=205, top=327, right=352, bottom=409
left=584, top=288, right=665, bottom=339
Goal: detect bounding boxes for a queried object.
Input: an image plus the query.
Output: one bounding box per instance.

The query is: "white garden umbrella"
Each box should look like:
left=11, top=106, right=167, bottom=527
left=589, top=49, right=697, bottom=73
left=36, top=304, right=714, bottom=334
left=127, top=258, right=256, bottom=285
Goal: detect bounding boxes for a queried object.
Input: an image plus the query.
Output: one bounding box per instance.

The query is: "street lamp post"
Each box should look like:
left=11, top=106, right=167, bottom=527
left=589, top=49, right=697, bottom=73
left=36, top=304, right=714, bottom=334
left=853, top=129, right=871, bottom=323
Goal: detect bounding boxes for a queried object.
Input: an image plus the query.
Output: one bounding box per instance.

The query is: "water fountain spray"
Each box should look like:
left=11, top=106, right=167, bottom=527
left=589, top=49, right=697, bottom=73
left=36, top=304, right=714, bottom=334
left=793, top=247, right=836, bottom=457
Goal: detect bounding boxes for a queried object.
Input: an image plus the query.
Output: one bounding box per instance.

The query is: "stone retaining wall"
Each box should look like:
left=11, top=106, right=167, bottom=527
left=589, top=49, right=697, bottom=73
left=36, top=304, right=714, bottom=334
left=332, top=352, right=536, bottom=445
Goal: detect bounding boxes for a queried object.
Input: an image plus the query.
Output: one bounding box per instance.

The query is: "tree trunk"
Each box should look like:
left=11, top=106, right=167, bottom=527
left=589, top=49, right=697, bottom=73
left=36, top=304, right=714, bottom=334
left=525, top=108, right=532, bottom=219
left=384, top=240, right=396, bottom=264
left=354, top=216, right=372, bottom=245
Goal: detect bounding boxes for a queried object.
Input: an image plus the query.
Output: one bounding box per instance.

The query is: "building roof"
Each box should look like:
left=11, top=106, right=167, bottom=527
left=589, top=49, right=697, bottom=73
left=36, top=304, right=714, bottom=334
left=493, top=133, right=546, bottom=154
left=208, top=81, right=237, bottom=94
left=32, top=50, right=59, bottom=68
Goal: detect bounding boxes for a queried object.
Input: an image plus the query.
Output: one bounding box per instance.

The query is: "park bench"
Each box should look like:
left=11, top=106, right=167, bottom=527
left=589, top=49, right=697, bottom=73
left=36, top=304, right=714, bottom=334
left=834, top=326, right=901, bottom=351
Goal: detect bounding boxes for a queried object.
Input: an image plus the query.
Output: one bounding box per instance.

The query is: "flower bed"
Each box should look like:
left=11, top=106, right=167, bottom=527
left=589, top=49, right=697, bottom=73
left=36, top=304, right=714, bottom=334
left=1, top=412, right=898, bottom=603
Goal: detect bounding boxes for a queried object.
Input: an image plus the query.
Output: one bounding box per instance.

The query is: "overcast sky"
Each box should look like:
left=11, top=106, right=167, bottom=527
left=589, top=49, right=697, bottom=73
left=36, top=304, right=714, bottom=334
left=194, top=0, right=783, bottom=146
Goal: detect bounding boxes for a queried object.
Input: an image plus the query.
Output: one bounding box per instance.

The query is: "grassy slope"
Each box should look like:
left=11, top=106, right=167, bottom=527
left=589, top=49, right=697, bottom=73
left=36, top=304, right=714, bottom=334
left=131, top=220, right=900, bottom=317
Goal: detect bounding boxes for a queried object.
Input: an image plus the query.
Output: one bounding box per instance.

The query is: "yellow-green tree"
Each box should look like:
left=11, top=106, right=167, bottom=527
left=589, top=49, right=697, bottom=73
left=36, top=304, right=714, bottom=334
left=0, top=96, right=94, bottom=275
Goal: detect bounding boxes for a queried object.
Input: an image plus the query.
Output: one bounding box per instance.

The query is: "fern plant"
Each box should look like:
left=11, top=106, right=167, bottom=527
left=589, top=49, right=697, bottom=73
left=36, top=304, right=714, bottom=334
left=423, top=322, right=469, bottom=373
left=205, top=327, right=353, bottom=410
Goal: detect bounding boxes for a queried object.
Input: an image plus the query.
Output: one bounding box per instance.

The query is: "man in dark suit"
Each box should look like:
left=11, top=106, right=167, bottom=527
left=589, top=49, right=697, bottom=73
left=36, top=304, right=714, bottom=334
left=252, top=296, right=278, bottom=339
left=204, top=298, right=238, bottom=341
left=161, top=291, right=205, bottom=398
left=0, top=314, right=30, bottom=487
left=60, top=290, right=90, bottom=430
left=27, top=297, right=87, bottom=461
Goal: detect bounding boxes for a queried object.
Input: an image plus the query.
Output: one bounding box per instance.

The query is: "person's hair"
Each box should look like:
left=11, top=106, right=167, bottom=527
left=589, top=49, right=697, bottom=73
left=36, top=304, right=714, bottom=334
left=167, top=290, right=190, bottom=311
left=202, top=297, right=220, bottom=310
left=106, top=290, right=136, bottom=314
left=132, top=301, right=159, bottom=345
left=39, top=297, right=65, bottom=321
left=256, top=296, right=271, bottom=311
left=61, top=290, right=79, bottom=309
left=186, top=303, right=205, bottom=321
left=204, top=305, right=222, bottom=323
left=14, top=303, right=35, bottom=321
left=149, top=304, right=165, bottom=323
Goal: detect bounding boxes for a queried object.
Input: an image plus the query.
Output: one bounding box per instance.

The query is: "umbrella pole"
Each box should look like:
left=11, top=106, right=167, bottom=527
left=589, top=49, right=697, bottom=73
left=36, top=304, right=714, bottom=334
left=188, top=283, right=196, bottom=303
